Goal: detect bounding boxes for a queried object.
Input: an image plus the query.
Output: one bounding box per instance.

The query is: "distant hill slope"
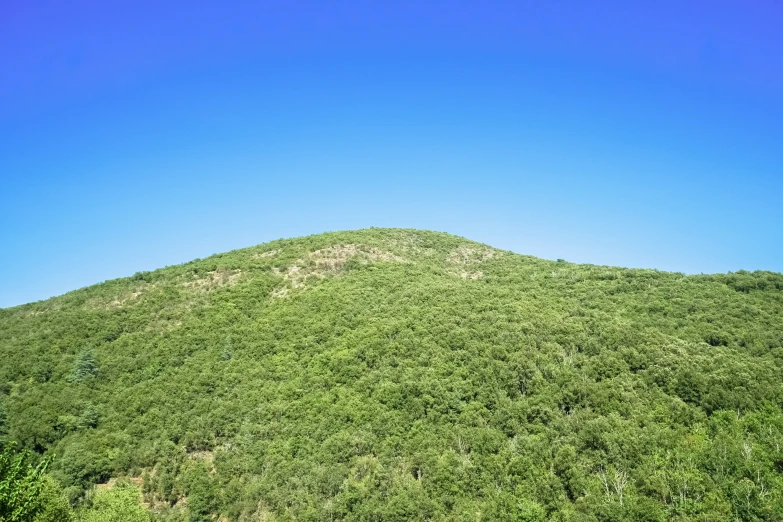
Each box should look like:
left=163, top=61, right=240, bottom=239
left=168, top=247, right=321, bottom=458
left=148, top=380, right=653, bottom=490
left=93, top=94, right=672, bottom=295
left=2, top=228, right=783, bottom=521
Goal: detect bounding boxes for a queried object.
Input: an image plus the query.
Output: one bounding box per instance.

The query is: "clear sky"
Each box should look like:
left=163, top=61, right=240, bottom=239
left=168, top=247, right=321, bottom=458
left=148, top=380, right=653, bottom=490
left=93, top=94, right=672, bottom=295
left=1, top=1, right=782, bottom=308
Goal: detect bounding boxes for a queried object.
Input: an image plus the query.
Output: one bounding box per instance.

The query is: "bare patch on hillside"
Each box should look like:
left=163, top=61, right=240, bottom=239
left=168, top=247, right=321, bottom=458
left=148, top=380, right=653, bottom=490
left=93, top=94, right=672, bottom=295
left=145, top=318, right=182, bottom=333
left=446, top=245, right=499, bottom=279
left=83, top=285, right=150, bottom=310
left=240, top=502, right=277, bottom=521
left=271, top=244, right=405, bottom=297
left=310, top=244, right=405, bottom=269
left=188, top=450, right=215, bottom=462
left=96, top=476, right=144, bottom=491
left=182, top=269, right=243, bottom=291
left=252, top=249, right=280, bottom=260
left=270, top=286, right=290, bottom=298
left=447, top=245, right=498, bottom=265
left=19, top=309, right=48, bottom=318
left=186, top=449, right=218, bottom=474
left=384, top=234, right=438, bottom=259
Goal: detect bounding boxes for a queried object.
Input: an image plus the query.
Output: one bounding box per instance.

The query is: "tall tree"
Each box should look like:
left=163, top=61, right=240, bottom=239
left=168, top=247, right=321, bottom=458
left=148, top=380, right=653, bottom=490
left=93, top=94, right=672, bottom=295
left=68, top=348, right=97, bottom=383
left=0, top=443, right=51, bottom=522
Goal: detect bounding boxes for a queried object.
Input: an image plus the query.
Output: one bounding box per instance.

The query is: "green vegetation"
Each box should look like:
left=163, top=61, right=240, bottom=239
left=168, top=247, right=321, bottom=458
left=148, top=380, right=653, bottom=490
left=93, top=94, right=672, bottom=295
left=68, top=348, right=98, bottom=384
left=0, top=443, right=50, bottom=521
left=30, top=475, right=74, bottom=522
left=0, top=442, right=148, bottom=521
left=1, top=228, right=783, bottom=521
left=78, top=482, right=150, bottom=522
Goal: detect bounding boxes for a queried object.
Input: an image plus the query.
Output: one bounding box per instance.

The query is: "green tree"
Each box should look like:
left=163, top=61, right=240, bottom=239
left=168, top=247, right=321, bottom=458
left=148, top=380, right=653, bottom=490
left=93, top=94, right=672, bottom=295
left=486, top=491, right=546, bottom=522
left=69, top=348, right=97, bottom=383
left=32, top=475, right=74, bottom=522
left=0, top=443, right=51, bottom=522
left=78, top=405, right=99, bottom=430
left=78, top=483, right=149, bottom=522
left=0, top=402, right=8, bottom=439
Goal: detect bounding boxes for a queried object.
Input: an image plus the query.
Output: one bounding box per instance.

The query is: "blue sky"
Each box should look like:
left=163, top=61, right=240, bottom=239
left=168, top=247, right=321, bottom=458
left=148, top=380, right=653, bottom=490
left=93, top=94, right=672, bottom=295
left=1, top=1, right=782, bottom=308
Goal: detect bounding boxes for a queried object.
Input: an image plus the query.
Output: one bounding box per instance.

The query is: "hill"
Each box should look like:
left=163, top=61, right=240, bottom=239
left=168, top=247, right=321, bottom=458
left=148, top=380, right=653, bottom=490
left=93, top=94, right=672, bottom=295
left=2, top=228, right=783, bottom=521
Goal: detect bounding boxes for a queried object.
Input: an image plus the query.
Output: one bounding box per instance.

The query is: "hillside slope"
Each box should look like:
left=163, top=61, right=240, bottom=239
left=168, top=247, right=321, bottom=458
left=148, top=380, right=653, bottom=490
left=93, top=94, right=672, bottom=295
left=2, top=228, right=783, bottom=521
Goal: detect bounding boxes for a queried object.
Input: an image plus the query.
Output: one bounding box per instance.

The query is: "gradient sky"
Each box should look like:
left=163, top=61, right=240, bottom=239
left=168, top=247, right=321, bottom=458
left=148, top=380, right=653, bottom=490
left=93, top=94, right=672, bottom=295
left=1, top=1, right=782, bottom=308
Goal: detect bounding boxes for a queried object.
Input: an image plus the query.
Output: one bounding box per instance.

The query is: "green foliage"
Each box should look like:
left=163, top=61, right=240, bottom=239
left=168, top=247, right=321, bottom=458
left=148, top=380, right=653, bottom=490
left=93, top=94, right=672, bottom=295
left=0, top=443, right=51, bottom=521
left=69, top=347, right=98, bottom=383
left=78, top=405, right=100, bottom=430
left=77, top=482, right=149, bottom=522
left=32, top=475, right=75, bottom=522
left=0, top=401, right=8, bottom=440
left=1, top=229, right=783, bottom=520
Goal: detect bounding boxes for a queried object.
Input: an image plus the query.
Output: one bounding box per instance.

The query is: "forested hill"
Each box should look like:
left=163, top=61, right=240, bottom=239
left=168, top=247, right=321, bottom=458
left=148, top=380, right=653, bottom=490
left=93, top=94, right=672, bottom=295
left=2, top=228, right=783, bottom=521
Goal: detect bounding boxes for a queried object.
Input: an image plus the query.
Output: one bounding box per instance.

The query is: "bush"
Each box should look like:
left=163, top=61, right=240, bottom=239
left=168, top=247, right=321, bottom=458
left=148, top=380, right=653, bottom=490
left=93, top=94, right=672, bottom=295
left=0, top=442, right=51, bottom=522
left=78, top=482, right=149, bottom=522
left=33, top=475, right=75, bottom=522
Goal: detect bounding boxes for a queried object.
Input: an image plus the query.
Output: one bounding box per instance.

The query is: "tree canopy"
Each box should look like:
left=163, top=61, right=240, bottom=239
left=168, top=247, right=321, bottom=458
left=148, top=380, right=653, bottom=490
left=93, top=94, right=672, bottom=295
left=1, top=229, right=783, bottom=521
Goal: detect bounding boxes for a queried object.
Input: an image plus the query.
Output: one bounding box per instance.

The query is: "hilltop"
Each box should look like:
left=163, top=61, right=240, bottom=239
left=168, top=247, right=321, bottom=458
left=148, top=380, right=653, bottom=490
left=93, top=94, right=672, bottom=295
left=2, top=228, right=783, bottom=521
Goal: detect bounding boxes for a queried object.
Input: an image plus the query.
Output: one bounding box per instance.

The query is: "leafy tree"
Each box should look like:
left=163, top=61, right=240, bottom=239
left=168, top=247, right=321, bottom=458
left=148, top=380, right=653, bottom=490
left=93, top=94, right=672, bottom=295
left=0, top=443, right=51, bottom=522
left=0, top=401, right=8, bottom=440
left=78, top=405, right=99, bottom=430
left=69, top=348, right=97, bottom=383
left=77, top=482, right=149, bottom=522
left=32, top=475, right=74, bottom=522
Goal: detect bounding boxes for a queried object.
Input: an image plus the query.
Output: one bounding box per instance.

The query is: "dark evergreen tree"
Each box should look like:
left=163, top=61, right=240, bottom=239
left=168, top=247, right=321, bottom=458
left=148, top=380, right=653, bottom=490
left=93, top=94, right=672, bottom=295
left=68, top=347, right=97, bottom=383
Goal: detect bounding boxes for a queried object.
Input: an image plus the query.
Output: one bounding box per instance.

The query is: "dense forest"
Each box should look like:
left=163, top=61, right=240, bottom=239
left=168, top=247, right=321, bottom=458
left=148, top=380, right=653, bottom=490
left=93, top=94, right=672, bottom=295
left=1, top=228, right=783, bottom=521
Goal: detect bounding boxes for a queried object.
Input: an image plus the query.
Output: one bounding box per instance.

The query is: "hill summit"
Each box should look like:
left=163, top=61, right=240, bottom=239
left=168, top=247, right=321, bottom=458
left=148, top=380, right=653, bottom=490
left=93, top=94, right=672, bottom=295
left=2, top=228, right=783, bottom=521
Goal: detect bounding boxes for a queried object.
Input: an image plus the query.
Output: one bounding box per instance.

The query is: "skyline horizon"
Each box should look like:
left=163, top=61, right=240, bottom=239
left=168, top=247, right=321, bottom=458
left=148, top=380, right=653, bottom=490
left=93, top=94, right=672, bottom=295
left=2, top=1, right=782, bottom=308
left=2, top=224, right=780, bottom=309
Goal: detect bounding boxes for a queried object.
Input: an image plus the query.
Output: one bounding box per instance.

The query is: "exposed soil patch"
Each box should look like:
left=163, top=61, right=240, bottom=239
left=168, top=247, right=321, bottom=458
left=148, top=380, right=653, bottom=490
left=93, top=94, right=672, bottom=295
left=19, top=309, right=47, bottom=318
left=187, top=450, right=215, bottom=463
left=96, top=476, right=144, bottom=491
left=182, top=269, right=243, bottom=291
left=310, top=244, right=405, bottom=270
left=252, top=249, right=280, bottom=259
left=446, top=245, right=499, bottom=279
left=447, top=245, right=498, bottom=265
left=145, top=318, right=183, bottom=333
left=83, top=285, right=150, bottom=310
left=271, top=244, right=405, bottom=297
